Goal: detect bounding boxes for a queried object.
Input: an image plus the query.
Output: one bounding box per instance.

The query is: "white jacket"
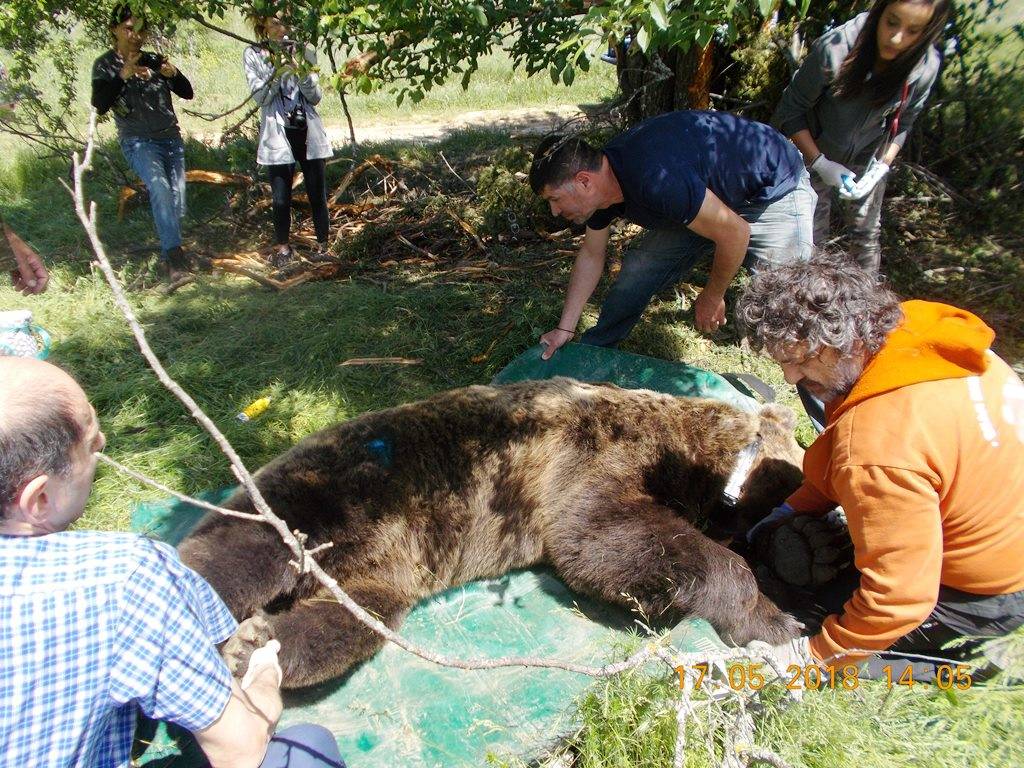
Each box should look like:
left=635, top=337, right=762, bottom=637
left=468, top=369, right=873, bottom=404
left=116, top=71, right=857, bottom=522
left=243, top=43, right=333, bottom=166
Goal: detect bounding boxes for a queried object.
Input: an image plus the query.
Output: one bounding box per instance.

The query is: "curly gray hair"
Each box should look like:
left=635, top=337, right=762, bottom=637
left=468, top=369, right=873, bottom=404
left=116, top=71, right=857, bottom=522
left=736, top=252, right=903, bottom=357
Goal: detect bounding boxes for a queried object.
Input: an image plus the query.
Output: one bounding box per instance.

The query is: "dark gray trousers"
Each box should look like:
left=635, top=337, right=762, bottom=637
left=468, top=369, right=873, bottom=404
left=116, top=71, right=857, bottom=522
left=803, top=569, right=1024, bottom=681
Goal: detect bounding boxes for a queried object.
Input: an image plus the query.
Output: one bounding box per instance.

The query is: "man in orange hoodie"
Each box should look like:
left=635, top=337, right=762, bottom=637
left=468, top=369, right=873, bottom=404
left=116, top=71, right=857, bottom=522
left=737, top=254, right=1024, bottom=679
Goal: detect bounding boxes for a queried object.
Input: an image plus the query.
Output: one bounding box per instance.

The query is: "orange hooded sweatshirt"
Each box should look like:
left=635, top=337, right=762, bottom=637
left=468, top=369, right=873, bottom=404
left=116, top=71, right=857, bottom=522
left=785, top=301, right=1024, bottom=664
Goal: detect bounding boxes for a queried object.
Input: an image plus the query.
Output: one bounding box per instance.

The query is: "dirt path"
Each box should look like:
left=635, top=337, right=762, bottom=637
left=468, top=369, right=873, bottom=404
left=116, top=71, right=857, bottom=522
left=320, top=104, right=587, bottom=146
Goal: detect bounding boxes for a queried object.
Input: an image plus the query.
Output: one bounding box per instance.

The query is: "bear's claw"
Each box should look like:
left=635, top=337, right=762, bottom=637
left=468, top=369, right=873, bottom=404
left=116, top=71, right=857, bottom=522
left=222, top=612, right=275, bottom=678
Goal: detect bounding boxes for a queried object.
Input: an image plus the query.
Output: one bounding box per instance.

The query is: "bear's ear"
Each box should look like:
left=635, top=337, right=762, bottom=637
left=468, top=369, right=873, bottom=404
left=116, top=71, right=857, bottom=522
left=757, top=403, right=797, bottom=435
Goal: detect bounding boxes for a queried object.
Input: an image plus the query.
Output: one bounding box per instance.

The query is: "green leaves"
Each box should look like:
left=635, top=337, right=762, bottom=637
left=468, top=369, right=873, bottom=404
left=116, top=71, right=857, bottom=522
left=0, top=0, right=810, bottom=125
left=635, top=24, right=651, bottom=53
left=649, top=0, right=669, bottom=31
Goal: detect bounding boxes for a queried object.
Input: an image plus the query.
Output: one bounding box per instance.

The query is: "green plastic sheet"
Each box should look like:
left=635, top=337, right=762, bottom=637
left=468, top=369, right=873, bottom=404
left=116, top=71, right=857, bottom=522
left=132, top=344, right=743, bottom=767
left=493, top=343, right=759, bottom=413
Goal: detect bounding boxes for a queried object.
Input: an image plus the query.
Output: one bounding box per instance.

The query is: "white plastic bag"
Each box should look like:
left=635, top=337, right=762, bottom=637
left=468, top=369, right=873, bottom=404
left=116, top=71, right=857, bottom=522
left=0, top=309, right=51, bottom=359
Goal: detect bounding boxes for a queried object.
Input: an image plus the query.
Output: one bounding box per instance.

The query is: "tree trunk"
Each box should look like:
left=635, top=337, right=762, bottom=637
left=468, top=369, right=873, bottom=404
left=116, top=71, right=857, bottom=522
left=616, top=40, right=716, bottom=124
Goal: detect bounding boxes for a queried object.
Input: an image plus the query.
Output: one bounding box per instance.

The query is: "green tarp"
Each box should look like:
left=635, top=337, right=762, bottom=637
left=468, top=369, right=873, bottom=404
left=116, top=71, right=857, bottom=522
left=133, top=344, right=746, bottom=767
left=493, top=342, right=759, bottom=413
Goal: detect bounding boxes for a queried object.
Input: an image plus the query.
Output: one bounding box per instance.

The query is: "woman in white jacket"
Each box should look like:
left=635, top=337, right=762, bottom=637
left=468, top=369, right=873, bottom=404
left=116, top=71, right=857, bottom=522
left=244, top=15, right=333, bottom=265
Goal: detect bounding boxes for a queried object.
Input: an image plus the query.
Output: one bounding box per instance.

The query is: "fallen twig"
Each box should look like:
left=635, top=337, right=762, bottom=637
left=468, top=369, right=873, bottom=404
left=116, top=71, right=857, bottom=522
left=439, top=150, right=474, bottom=192
left=211, top=259, right=289, bottom=290
left=161, top=274, right=196, bottom=295
left=338, top=356, right=423, bottom=367
left=471, top=322, right=514, bottom=363
left=329, top=154, right=391, bottom=204
left=395, top=233, right=438, bottom=260
left=450, top=211, right=486, bottom=251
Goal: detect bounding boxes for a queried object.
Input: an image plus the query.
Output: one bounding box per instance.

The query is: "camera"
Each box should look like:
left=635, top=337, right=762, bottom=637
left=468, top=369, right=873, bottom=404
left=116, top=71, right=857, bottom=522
left=286, top=102, right=307, bottom=130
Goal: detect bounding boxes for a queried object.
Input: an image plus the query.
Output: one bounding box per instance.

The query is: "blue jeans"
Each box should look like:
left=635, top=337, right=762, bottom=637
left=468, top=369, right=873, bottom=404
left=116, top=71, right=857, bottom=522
left=260, top=724, right=345, bottom=768
left=580, top=168, right=816, bottom=347
left=119, top=136, right=186, bottom=256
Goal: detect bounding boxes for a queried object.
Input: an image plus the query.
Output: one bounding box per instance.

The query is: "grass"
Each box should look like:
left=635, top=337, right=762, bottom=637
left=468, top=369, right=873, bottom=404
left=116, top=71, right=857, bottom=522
left=483, top=634, right=1024, bottom=768
left=12, top=251, right=548, bottom=530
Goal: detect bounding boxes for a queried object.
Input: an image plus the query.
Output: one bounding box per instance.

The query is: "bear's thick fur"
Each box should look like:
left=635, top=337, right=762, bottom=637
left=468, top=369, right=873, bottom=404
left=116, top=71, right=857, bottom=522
left=179, top=377, right=804, bottom=688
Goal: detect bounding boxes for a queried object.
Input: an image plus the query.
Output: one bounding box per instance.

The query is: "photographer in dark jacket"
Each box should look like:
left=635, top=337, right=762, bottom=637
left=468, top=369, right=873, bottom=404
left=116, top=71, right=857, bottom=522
left=91, top=4, right=193, bottom=280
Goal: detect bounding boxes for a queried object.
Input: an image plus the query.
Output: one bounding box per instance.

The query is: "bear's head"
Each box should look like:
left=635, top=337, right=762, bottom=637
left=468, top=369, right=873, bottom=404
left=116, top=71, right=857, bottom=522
left=709, top=403, right=805, bottom=541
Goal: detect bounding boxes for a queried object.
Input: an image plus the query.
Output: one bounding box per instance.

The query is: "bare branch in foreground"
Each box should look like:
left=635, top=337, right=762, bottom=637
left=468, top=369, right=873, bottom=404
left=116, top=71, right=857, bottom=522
left=65, top=107, right=714, bottom=679
left=95, top=453, right=263, bottom=522
left=67, top=112, right=302, bottom=564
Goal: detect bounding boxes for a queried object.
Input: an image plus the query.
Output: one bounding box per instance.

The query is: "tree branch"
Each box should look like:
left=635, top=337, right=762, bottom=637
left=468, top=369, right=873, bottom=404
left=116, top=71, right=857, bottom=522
left=95, top=453, right=264, bottom=522
left=325, top=46, right=358, bottom=147
left=190, top=14, right=258, bottom=47
left=67, top=111, right=305, bottom=569
left=184, top=94, right=254, bottom=122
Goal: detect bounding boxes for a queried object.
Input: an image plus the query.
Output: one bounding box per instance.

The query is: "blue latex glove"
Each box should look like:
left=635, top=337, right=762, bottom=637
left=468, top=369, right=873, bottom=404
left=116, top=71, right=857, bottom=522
left=746, top=502, right=796, bottom=544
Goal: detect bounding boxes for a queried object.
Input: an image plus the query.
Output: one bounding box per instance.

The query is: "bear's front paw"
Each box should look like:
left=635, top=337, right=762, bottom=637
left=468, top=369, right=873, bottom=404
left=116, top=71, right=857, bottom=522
left=755, top=514, right=854, bottom=588
left=222, top=613, right=275, bottom=679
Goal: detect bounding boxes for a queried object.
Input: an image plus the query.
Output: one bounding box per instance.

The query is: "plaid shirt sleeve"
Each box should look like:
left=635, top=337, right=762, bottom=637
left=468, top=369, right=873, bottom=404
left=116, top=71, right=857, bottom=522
left=108, top=540, right=238, bottom=732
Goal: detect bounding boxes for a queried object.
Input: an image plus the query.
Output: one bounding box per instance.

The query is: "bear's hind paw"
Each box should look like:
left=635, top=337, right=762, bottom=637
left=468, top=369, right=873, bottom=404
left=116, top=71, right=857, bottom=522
left=222, top=612, right=275, bottom=678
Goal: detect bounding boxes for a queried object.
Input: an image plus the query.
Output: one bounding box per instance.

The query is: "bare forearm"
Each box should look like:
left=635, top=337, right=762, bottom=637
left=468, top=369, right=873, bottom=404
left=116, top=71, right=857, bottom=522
left=704, top=229, right=749, bottom=298
left=558, top=247, right=606, bottom=328
left=789, top=129, right=821, bottom=164
left=244, top=676, right=283, bottom=727
left=197, top=674, right=282, bottom=768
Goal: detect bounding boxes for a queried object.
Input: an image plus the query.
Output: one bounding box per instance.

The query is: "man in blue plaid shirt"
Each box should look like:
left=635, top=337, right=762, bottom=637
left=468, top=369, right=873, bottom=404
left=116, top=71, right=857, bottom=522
left=0, top=356, right=345, bottom=768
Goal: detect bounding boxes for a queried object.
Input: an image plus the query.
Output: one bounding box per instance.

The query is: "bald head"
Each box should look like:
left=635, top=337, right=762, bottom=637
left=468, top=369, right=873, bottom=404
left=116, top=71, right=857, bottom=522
left=0, top=357, right=96, bottom=519
left=0, top=357, right=89, bottom=424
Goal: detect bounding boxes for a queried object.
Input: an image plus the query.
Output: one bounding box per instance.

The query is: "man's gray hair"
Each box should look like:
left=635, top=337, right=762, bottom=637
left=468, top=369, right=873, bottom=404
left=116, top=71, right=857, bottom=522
left=736, top=252, right=903, bottom=357
left=0, top=393, right=83, bottom=518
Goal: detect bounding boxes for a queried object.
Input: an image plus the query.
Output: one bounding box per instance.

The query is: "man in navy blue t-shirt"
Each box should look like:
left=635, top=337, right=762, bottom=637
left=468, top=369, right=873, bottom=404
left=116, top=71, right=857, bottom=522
left=528, top=110, right=816, bottom=358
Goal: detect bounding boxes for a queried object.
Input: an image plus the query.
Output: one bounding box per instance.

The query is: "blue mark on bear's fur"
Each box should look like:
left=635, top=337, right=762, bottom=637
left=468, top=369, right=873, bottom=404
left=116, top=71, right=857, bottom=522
left=366, top=438, right=393, bottom=468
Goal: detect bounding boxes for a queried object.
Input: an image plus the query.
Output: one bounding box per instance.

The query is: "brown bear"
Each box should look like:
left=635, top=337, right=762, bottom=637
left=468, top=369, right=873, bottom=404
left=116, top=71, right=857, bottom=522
left=178, top=377, right=804, bottom=688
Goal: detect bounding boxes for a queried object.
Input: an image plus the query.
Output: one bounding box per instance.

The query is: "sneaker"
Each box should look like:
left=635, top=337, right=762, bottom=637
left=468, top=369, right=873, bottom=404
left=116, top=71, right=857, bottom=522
left=269, top=246, right=295, bottom=268
left=305, top=243, right=337, bottom=264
